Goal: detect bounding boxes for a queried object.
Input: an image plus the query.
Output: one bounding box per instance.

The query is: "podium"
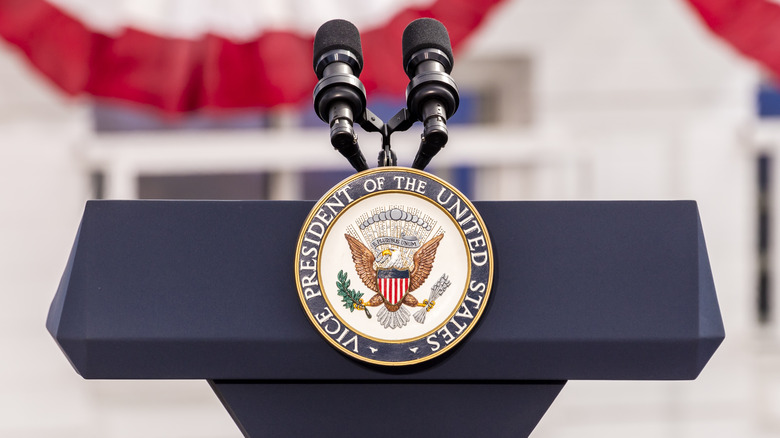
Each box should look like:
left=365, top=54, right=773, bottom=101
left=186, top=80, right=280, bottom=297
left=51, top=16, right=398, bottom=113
left=47, top=199, right=723, bottom=436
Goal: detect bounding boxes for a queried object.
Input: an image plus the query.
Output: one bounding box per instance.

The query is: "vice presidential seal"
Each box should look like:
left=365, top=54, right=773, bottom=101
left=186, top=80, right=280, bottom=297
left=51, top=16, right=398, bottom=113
left=295, top=167, right=493, bottom=365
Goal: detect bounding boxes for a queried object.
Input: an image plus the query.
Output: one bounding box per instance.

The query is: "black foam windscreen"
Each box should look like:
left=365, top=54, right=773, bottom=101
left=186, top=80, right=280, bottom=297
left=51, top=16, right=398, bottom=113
left=402, top=18, right=454, bottom=77
left=313, top=19, right=364, bottom=76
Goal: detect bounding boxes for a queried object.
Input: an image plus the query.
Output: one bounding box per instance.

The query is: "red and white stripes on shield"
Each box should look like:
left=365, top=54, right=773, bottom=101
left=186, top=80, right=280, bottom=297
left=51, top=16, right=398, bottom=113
left=378, top=277, right=409, bottom=305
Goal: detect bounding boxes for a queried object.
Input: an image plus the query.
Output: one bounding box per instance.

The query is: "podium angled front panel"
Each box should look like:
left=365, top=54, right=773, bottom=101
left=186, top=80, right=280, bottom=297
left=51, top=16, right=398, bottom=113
left=47, top=200, right=723, bottom=380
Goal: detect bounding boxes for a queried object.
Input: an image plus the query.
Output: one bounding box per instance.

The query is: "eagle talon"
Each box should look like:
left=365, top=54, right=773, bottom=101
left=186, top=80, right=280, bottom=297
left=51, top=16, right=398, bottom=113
left=426, top=300, right=435, bottom=312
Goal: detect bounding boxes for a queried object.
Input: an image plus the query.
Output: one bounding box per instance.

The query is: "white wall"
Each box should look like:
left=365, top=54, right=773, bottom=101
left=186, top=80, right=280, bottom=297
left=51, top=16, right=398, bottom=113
left=0, top=39, right=238, bottom=437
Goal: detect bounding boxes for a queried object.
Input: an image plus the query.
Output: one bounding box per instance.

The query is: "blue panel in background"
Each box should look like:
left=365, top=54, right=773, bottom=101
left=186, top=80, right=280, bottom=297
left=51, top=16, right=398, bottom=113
left=448, top=92, right=478, bottom=125
left=93, top=103, right=271, bottom=132
left=301, top=169, right=354, bottom=199
left=451, top=165, right=475, bottom=199
left=758, top=81, right=780, bottom=118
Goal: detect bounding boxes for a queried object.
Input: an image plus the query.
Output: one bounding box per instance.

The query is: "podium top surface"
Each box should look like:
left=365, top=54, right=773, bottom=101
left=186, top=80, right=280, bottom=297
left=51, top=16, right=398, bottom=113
left=47, top=200, right=723, bottom=380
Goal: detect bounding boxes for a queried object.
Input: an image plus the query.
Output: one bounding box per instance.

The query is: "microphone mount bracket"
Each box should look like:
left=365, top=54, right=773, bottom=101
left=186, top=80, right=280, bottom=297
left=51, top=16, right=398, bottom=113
left=356, top=107, right=416, bottom=168
left=338, top=94, right=455, bottom=171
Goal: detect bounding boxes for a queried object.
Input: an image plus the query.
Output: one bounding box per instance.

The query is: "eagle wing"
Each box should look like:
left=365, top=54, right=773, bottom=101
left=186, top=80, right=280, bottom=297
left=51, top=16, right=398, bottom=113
left=409, top=233, right=444, bottom=292
left=344, top=234, right=379, bottom=293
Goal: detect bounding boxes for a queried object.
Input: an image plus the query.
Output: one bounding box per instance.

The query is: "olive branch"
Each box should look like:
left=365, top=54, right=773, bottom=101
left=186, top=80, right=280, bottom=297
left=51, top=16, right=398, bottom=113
left=336, top=270, right=371, bottom=319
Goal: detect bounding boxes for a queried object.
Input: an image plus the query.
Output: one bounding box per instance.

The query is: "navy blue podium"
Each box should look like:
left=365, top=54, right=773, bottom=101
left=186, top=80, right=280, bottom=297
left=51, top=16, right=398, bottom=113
left=47, top=200, right=723, bottom=436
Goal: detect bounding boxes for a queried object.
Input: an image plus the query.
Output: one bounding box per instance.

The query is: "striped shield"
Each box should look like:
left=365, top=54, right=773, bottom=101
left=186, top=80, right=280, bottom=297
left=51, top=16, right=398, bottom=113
left=377, top=268, right=410, bottom=305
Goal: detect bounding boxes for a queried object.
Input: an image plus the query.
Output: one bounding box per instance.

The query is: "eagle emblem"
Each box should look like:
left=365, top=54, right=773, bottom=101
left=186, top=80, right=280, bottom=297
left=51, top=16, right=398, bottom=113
left=344, top=232, right=444, bottom=329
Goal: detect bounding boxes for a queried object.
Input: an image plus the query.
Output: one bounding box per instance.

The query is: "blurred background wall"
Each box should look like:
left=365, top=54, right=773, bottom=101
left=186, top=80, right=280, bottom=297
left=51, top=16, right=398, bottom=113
left=0, top=0, right=774, bottom=436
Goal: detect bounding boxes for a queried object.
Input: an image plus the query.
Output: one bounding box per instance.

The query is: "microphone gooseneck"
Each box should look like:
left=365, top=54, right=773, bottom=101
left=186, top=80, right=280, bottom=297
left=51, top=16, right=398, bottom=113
left=313, top=19, right=369, bottom=172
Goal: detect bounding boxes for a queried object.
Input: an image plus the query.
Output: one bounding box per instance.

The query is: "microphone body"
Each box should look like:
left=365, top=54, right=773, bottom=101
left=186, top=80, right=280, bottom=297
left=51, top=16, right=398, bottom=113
left=402, top=18, right=460, bottom=170
left=313, top=20, right=369, bottom=172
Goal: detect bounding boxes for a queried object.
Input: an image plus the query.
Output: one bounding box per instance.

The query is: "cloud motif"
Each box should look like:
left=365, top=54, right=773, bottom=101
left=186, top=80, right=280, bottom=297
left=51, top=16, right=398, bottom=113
left=359, top=208, right=432, bottom=231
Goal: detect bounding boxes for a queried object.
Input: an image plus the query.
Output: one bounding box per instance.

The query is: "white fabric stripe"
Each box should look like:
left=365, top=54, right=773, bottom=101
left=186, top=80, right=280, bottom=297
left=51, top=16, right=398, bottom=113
left=47, top=0, right=437, bottom=41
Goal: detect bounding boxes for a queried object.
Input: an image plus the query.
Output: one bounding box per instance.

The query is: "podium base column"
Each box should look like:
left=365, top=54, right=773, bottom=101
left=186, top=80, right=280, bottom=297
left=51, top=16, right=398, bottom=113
left=209, top=380, right=565, bottom=437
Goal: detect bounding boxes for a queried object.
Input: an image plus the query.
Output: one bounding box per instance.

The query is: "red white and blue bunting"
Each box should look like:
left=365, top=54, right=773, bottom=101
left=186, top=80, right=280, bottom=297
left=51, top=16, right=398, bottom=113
left=0, top=0, right=505, bottom=112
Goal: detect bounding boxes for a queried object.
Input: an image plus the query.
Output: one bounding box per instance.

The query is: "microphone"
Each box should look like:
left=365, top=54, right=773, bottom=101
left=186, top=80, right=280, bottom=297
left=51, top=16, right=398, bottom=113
left=402, top=18, right=460, bottom=170
left=313, top=19, right=369, bottom=172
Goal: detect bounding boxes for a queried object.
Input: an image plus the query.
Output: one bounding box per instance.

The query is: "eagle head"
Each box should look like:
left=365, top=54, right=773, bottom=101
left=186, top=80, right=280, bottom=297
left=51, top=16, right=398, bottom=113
left=375, top=248, right=399, bottom=269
